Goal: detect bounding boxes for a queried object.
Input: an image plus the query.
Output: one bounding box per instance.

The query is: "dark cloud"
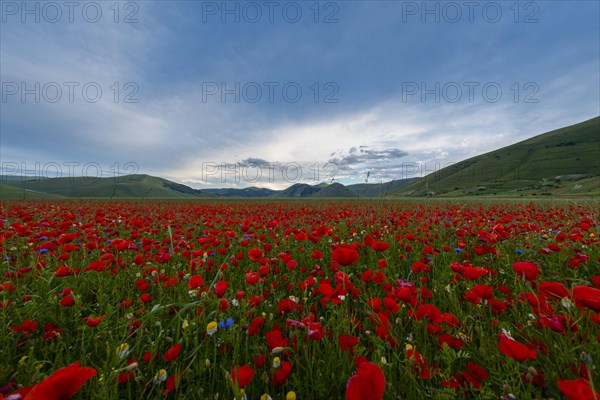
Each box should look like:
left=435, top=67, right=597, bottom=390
left=329, top=146, right=409, bottom=170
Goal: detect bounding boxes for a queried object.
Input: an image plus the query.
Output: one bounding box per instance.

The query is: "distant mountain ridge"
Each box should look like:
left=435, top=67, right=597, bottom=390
left=0, top=173, right=417, bottom=200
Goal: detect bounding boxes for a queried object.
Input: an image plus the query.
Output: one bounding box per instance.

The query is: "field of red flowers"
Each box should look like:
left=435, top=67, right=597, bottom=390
left=0, top=200, right=599, bottom=400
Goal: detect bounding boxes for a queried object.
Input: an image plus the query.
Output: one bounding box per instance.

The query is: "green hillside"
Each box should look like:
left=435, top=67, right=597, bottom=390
left=395, top=117, right=600, bottom=197
left=199, top=186, right=277, bottom=198
left=0, top=184, right=65, bottom=200
left=348, top=178, right=419, bottom=197
left=312, top=183, right=359, bottom=198
left=1, top=174, right=200, bottom=199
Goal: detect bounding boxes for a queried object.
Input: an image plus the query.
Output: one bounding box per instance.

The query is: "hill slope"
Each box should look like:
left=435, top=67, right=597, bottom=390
left=348, top=178, right=419, bottom=197
left=0, top=184, right=66, bottom=200
left=198, top=187, right=278, bottom=198
left=1, top=175, right=201, bottom=199
left=395, top=117, right=600, bottom=197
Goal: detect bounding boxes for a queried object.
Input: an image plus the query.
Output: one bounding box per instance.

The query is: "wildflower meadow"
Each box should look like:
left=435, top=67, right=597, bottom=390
left=1, top=200, right=599, bottom=399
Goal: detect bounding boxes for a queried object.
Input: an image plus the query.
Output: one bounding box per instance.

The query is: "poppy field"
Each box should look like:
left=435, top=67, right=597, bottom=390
left=1, top=199, right=599, bottom=400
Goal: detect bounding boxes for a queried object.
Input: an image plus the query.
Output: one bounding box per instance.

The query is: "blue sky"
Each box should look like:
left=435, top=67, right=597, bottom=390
left=1, top=0, right=599, bottom=188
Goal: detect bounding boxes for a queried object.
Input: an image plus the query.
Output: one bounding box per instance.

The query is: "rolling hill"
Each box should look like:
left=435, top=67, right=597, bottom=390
left=0, top=174, right=201, bottom=199
left=348, top=178, right=419, bottom=197
left=395, top=116, right=600, bottom=197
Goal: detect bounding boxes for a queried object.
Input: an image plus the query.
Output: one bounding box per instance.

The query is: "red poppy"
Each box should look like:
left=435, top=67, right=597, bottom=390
left=215, top=281, right=229, bottom=298
left=462, top=266, right=489, bottom=280
left=248, top=316, right=265, bottom=336
left=248, top=247, right=263, bottom=261
left=538, top=281, right=570, bottom=300
left=489, top=299, right=508, bottom=315
left=370, top=241, right=389, bottom=252
left=462, top=362, right=489, bottom=389
left=163, top=373, right=183, bottom=395
left=512, top=261, right=541, bottom=281
left=54, top=266, right=73, bottom=277
left=22, top=361, right=96, bottom=400
left=557, top=378, right=596, bottom=400
left=273, top=360, right=293, bottom=385
left=345, top=361, right=385, bottom=400
left=265, top=328, right=288, bottom=350
left=278, top=298, right=297, bottom=314
left=308, top=322, right=326, bottom=341
left=439, top=333, right=465, bottom=349
left=163, top=343, right=182, bottom=362
left=338, top=334, right=359, bottom=351
left=188, top=275, right=204, bottom=289
left=573, top=285, right=600, bottom=312
left=59, top=296, right=75, bottom=307
left=140, top=293, right=152, bottom=303
left=498, top=335, right=537, bottom=362
left=10, top=319, right=38, bottom=336
left=332, top=247, right=360, bottom=266
left=230, top=365, right=255, bottom=388
left=253, top=353, right=266, bottom=368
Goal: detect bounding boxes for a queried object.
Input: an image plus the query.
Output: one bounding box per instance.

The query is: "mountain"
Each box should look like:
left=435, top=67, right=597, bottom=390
left=275, top=183, right=322, bottom=198
left=0, top=174, right=414, bottom=199
left=312, top=183, right=359, bottom=198
left=394, top=117, right=600, bottom=197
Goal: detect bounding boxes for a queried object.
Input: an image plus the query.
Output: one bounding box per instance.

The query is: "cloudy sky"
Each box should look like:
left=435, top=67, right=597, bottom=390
left=1, top=1, right=598, bottom=189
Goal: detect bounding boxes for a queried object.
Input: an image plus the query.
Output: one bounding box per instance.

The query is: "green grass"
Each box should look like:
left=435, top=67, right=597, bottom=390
left=1, top=175, right=200, bottom=199
left=0, top=184, right=65, bottom=200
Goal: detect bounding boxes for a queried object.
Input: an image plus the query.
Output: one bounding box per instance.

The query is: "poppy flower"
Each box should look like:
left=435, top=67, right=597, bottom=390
left=462, top=266, right=489, bottom=280
left=307, top=322, right=326, bottom=341
left=498, top=334, right=537, bottom=362
left=140, top=293, right=152, bottom=303
left=248, top=316, right=265, bottom=336
left=163, top=373, right=183, bottom=395
left=10, top=319, right=37, bottom=336
left=163, top=343, right=182, bottom=362
left=370, top=241, right=389, bottom=252
left=345, top=361, right=385, bottom=400
left=462, top=362, right=489, bottom=389
left=332, top=247, right=360, bottom=266
left=573, top=285, right=600, bottom=312
left=59, top=296, right=75, bottom=307
left=538, top=281, right=570, bottom=300
left=439, top=333, right=465, bottom=349
left=188, top=275, right=204, bottom=289
left=22, top=361, right=96, bottom=400
left=278, top=298, right=297, bottom=314
left=54, top=266, right=73, bottom=277
left=248, top=248, right=264, bottom=262
left=338, top=334, right=359, bottom=351
left=512, top=261, right=541, bottom=281
left=557, top=378, right=596, bottom=400
left=215, top=281, right=229, bottom=298
left=265, top=328, right=289, bottom=350
left=230, top=365, right=255, bottom=388
left=273, top=360, right=293, bottom=385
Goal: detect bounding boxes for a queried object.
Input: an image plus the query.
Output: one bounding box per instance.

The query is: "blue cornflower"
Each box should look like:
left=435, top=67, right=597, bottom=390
left=218, top=317, right=234, bottom=330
